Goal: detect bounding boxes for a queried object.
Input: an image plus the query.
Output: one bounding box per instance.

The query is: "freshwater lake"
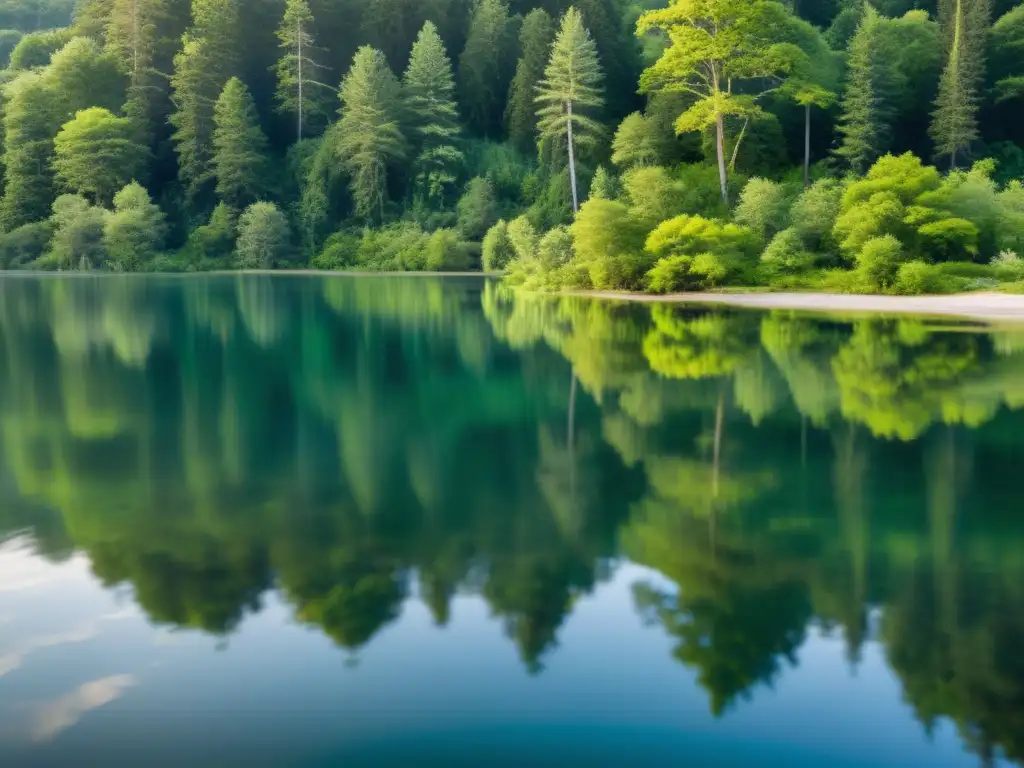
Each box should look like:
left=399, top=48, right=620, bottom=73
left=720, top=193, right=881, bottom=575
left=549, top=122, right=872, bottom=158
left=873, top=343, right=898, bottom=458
left=0, top=274, right=1021, bottom=766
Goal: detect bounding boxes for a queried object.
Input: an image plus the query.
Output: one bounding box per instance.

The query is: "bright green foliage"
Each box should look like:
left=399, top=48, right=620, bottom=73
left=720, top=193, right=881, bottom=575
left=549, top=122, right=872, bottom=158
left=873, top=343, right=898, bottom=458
left=213, top=78, right=271, bottom=210
left=336, top=46, right=406, bottom=222
left=637, top=0, right=808, bottom=204
left=537, top=225, right=574, bottom=270
left=45, top=194, right=107, bottom=269
left=47, top=37, right=126, bottom=114
left=482, top=219, right=514, bottom=271
left=835, top=6, right=887, bottom=173
left=621, top=166, right=684, bottom=228
left=424, top=228, right=472, bottom=271
left=536, top=7, right=604, bottom=214
left=275, top=0, right=333, bottom=141
left=170, top=0, right=241, bottom=199
left=505, top=9, right=555, bottom=153
left=759, top=227, right=817, bottom=279
left=404, top=22, right=462, bottom=205
left=611, top=112, right=660, bottom=170
left=916, top=217, right=980, bottom=261
left=856, top=234, right=906, bottom=290
left=571, top=197, right=649, bottom=289
left=733, top=178, right=793, bottom=244
left=931, top=0, right=991, bottom=168
left=457, top=0, right=515, bottom=136
left=789, top=178, right=844, bottom=254
left=456, top=176, right=497, bottom=241
left=103, top=182, right=167, bottom=270
left=8, top=28, right=71, bottom=70
left=507, top=216, right=539, bottom=261
left=53, top=108, right=148, bottom=205
left=0, top=72, right=63, bottom=229
left=236, top=202, right=291, bottom=269
left=589, top=166, right=615, bottom=200
left=645, top=214, right=759, bottom=290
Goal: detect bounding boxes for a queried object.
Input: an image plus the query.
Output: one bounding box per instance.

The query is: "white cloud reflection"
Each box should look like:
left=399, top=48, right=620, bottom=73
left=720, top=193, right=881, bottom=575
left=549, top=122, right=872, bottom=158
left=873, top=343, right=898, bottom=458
left=31, top=675, right=136, bottom=742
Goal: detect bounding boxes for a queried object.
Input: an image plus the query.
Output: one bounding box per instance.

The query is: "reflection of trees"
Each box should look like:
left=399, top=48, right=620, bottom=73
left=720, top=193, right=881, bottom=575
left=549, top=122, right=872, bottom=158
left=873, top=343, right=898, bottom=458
left=486, top=290, right=1024, bottom=762
left=0, top=276, right=631, bottom=670
left=3, top=279, right=1024, bottom=764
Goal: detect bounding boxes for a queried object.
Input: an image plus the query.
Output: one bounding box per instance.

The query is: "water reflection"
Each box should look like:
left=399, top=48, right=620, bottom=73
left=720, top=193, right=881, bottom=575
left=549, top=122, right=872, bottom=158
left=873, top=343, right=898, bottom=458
left=0, top=275, right=1022, bottom=764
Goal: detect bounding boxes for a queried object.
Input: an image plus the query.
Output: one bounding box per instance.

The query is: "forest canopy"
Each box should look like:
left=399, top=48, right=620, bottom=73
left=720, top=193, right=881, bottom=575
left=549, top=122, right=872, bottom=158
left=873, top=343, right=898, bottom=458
left=0, top=0, right=1019, bottom=294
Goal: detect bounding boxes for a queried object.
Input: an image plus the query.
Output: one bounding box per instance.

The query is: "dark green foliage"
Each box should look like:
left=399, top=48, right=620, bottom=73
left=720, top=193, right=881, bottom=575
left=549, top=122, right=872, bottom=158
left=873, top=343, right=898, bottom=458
left=0, top=28, right=22, bottom=66
left=457, top=0, right=515, bottom=137
left=0, top=221, right=52, bottom=268
left=505, top=9, right=554, bottom=154
left=212, top=77, right=271, bottom=210
left=456, top=176, right=497, bottom=241
left=8, top=27, right=70, bottom=69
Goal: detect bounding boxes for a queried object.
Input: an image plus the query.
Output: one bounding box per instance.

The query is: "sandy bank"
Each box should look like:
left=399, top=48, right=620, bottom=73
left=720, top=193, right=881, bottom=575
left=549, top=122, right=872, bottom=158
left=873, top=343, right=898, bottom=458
left=573, top=290, right=1024, bottom=323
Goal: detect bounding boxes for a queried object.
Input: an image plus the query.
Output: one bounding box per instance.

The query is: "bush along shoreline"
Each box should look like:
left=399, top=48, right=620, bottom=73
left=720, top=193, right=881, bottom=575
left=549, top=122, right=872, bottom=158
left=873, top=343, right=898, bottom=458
left=0, top=1, right=1019, bottom=293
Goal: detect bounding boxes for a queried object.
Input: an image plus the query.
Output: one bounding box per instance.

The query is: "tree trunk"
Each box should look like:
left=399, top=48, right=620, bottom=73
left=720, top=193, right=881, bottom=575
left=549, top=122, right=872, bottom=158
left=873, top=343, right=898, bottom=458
left=567, top=100, right=579, bottom=214
left=297, top=16, right=304, bottom=141
left=715, top=111, right=729, bottom=206
left=804, top=104, right=812, bottom=187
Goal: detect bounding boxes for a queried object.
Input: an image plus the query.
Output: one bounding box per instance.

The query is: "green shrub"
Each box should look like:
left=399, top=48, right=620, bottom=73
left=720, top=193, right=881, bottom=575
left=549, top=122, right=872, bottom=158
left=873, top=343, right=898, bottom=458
left=758, top=227, right=816, bottom=279
left=537, top=226, right=573, bottom=270
left=856, top=235, right=905, bottom=291
left=312, top=231, right=361, bottom=270
left=456, top=176, right=498, bottom=241
left=646, top=214, right=759, bottom=286
left=572, top=198, right=651, bottom=290
left=0, top=221, right=53, bottom=268
left=894, top=261, right=933, bottom=295
left=425, top=228, right=473, bottom=271
left=507, top=216, right=538, bottom=262
left=646, top=253, right=706, bottom=293
left=915, top=217, right=979, bottom=262
left=482, top=220, right=514, bottom=271
left=236, top=202, right=291, bottom=269
left=790, top=178, right=844, bottom=254
left=733, top=178, right=792, bottom=243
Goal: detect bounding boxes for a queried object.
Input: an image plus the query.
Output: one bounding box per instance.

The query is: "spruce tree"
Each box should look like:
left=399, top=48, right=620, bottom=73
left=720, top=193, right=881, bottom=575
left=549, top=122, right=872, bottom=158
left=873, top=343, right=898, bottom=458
left=403, top=21, right=461, bottom=205
left=536, top=7, right=604, bottom=215
left=930, top=0, right=991, bottom=168
left=835, top=5, right=885, bottom=174
left=336, top=46, right=406, bottom=222
left=504, top=8, right=555, bottom=154
left=169, top=0, right=240, bottom=200
left=275, top=0, right=333, bottom=142
left=212, top=77, right=271, bottom=210
left=457, top=0, right=514, bottom=136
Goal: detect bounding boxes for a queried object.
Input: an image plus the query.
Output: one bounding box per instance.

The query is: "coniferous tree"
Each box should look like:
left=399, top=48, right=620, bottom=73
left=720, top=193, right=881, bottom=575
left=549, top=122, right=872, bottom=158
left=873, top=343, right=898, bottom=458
left=930, top=0, right=991, bottom=168
left=505, top=8, right=555, bottom=154
left=105, top=0, right=175, bottom=144
left=536, top=7, right=604, bottom=215
left=457, top=0, right=514, bottom=136
left=212, top=77, right=271, bottom=210
left=336, top=46, right=406, bottom=222
left=403, top=21, right=461, bottom=205
left=169, top=0, right=240, bottom=200
left=835, top=5, right=886, bottom=173
left=275, top=0, right=333, bottom=142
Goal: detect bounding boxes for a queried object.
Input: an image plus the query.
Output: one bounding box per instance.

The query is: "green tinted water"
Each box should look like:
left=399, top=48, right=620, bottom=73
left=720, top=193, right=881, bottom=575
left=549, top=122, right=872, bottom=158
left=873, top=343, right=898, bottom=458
left=0, top=275, right=1021, bottom=766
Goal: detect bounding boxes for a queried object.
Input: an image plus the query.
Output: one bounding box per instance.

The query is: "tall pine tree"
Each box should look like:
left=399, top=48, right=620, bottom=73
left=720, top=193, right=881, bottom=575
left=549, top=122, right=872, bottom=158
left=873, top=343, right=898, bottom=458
left=275, top=0, right=333, bottom=142
left=169, top=0, right=240, bottom=201
left=930, top=0, right=990, bottom=168
left=536, top=7, right=604, bottom=214
left=404, top=22, right=462, bottom=205
left=336, top=46, right=406, bottom=222
left=505, top=8, right=555, bottom=154
left=212, top=77, right=271, bottom=210
left=835, top=5, right=886, bottom=173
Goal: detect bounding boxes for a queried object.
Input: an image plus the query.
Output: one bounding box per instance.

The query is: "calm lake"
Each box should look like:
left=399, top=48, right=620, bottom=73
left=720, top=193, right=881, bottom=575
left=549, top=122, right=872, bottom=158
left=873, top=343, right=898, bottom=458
left=0, top=274, right=1021, bottom=767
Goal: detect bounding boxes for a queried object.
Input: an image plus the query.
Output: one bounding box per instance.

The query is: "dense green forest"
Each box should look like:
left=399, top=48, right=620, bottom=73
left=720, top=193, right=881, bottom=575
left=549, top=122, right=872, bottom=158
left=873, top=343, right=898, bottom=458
left=0, top=0, right=1021, bottom=293
left=1, top=276, right=1023, bottom=761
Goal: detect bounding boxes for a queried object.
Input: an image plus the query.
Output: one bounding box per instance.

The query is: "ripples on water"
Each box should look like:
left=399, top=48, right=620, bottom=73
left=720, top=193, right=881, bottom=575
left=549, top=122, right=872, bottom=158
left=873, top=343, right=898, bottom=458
left=0, top=275, right=1021, bottom=766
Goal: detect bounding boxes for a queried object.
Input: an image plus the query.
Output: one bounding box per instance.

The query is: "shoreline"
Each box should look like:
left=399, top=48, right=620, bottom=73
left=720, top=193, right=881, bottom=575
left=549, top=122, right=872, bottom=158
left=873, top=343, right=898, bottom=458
left=568, top=290, right=1024, bottom=323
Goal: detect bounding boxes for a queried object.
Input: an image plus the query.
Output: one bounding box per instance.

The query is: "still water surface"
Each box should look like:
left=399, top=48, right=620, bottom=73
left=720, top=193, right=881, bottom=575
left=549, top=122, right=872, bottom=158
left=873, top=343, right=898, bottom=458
left=0, top=275, right=1021, bottom=766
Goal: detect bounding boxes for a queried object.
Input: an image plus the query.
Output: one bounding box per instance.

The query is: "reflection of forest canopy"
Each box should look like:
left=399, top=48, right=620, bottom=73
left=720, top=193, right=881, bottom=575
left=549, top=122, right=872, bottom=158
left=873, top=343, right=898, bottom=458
left=2, top=278, right=1024, bottom=764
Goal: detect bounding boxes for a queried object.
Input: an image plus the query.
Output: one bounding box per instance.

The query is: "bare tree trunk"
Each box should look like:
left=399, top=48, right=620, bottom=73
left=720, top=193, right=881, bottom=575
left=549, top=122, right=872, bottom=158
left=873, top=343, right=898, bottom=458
left=804, top=104, right=812, bottom=187
left=567, top=100, right=579, bottom=214
left=715, top=111, right=729, bottom=206
left=297, top=16, right=304, bottom=141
